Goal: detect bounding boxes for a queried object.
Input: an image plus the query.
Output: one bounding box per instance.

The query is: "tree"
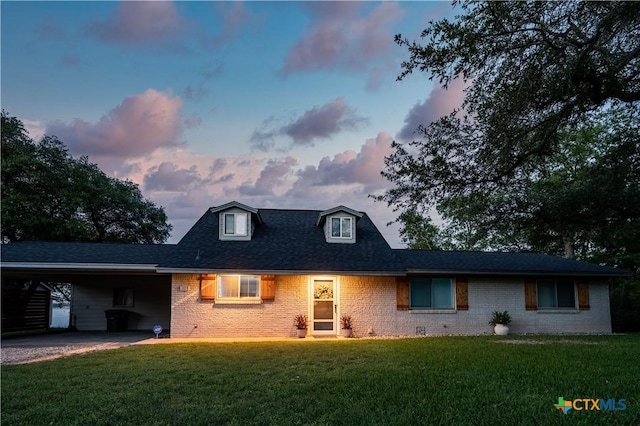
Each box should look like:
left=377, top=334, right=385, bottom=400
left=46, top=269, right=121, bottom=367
left=396, top=209, right=442, bottom=250
left=423, top=108, right=640, bottom=258
left=394, top=0, right=640, bottom=186
left=1, top=111, right=172, bottom=244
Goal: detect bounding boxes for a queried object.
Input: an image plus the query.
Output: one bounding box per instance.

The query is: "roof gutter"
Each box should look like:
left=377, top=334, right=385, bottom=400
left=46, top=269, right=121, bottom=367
left=1, top=262, right=161, bottom=274
left=155, top=267, right=405, bottom=276
left=405, top=269, right=632, bottom=277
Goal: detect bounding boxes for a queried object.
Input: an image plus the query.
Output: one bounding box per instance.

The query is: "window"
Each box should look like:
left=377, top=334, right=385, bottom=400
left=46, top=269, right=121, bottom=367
left=218, top=275, right=259, bottom=299
left=331, top=217, right=352, bottom=238
left=113, top=287, right=134, bottom=307
left=410, top=278, right=453, bottom=309
left=537, top=280, right=575, bottom=308
left=223, top=213, right=248, bottom=236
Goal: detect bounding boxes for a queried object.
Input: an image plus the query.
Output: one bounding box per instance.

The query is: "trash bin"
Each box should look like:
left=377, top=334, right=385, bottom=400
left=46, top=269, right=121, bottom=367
left=104, top=309, right=129, bottom=332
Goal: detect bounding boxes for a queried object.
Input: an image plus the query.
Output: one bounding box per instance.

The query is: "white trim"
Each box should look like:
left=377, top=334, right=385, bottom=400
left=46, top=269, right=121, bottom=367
left=222, top=212, right=248, bottom=236
left=330, top=217, right=352, bottom=239
left=536, top=310, right=580, bottom=314
left=155, top=268, right=405, bottom=276
left=1, top=262, right=158, bottom=272
left=217, top=274, right=260, bottom=300
left=309, top=276, right=339, bottom=336
left=405, top=269, right=625, bottom=277
left=214, top=299, right=262, bottom=305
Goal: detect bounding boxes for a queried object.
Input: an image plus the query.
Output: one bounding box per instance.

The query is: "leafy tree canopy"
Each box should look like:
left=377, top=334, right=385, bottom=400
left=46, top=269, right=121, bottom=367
left=1, top=111, right=172, bottom=244
left=395, top=0, right=640, bottom=184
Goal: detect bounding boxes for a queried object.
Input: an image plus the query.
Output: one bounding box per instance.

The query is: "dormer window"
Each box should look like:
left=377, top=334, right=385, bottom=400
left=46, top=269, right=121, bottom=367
left=211, top=201, right=263, bottom=241
left=331, top=217, right=352, bottom=238
left=224, top=213, right=248, bottom=236
left=317, top=205, right=363, bottom=244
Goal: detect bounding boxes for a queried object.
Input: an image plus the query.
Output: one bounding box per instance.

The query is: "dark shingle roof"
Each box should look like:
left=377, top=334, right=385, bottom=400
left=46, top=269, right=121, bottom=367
left=1, top=242, right=175, bottom=265
left=0, top=207, right=631, bottom=278
left=395, top=250, right=630, bottom=277
left=168, top=208, right=403, bottom=273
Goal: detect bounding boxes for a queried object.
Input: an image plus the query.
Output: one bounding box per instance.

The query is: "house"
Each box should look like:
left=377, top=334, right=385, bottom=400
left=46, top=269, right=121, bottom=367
left=0, top=201, right=630, bottom=337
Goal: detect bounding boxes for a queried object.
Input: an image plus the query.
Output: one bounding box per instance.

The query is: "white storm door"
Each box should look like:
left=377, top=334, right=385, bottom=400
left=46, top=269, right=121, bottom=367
left=311, top=278, right=337, bottom=334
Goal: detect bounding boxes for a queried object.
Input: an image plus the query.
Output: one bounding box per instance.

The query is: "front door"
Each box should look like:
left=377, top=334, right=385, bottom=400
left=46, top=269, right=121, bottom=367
left=311, top=278, right=337, bottom=335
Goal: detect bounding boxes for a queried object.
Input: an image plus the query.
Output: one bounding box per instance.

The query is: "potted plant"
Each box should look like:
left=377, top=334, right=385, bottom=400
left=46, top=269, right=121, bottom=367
left=294, top=314, right=308, bottom=338
left=489, top=310, right=512, bottom=335
left=340, top=314, right=353, bottom=337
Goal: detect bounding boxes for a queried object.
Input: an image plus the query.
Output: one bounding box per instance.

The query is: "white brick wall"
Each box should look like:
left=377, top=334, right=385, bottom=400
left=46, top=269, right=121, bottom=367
left=170, top=274, right=308, bottom=338
left=169, top=274, right=612, bottom=338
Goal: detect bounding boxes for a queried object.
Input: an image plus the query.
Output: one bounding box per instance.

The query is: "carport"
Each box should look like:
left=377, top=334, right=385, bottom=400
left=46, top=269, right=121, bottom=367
left=1, top=242, right=174, bottom=335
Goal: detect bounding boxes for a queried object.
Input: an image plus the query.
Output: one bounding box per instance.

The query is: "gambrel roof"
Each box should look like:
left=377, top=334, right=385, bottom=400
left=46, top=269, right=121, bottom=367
left=169, top=208, right=402, bottom=274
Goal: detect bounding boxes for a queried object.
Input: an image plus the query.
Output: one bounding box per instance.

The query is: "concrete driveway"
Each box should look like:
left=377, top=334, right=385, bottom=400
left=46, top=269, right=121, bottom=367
left=1, top=331, right=155, bottom=365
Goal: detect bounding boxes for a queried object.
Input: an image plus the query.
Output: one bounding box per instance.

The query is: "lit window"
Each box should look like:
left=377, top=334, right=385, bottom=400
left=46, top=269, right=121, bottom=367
left=537, top=280, right=575, bottom=308
left=410, top=278, right=453, bottom=309
left=223, top=213, right=248, bottom=236
left=331, top=217, right=352, bottom=238
left=218, top=275, right=259, bottom=299
left=113, top=287, right=134, bottom=307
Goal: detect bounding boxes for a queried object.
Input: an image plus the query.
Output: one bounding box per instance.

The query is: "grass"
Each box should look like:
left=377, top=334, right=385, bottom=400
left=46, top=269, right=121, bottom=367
left=2, top=335, right=639, bottom=425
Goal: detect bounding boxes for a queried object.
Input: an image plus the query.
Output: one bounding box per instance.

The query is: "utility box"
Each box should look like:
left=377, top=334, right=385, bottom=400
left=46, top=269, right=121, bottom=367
left=104, top=309, right=129, bottom=332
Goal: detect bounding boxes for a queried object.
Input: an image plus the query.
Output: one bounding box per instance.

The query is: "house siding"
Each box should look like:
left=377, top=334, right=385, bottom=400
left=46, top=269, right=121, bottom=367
left=170, top=274, right=611, bottom=338
left=72, top=276, right=171, bottom=331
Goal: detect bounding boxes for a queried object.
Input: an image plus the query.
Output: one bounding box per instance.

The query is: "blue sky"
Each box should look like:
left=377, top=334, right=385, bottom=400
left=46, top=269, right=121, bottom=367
left=1, top=1, right=464, bottom=245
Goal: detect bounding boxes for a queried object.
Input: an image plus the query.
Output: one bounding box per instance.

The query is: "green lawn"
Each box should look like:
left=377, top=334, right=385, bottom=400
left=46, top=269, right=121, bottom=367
left=2, top=335, right=638, bottom=425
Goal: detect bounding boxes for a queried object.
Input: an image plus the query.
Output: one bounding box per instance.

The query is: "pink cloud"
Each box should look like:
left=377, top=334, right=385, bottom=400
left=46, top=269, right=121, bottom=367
left=397, top=78, right=468, bottom=141
left=46, top=89, right=183, bottom=159
left=144, top=161, right=202, bottom=192
left=288, top=132, right=394, bottom=196
left=281, top=2, right=402, bottom=77
left=86, top=1, right=188, bottom=45
left=239, top=157, right=298, bottom=196
left=118, top=140, right=402, bottom=245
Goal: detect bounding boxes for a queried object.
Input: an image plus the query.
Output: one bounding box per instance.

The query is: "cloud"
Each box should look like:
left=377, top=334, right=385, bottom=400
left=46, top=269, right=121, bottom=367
left=284, top=98, right=367, bottom=145
left=288, top=132, right=393, bottom=196
left=144, top=161, right=202, bottom=192
left=239, top=157, right=298, bottom=196
left=281, top=2, right=402, bottom=77
left=111, top=136, right=401, bottom=246
left=86, top=1, right=188, bottom=46
left=397, top=78, right=468, bottom=141
left=23, top=119, right=45, bottom=141
left=210, top=1, right=257, bottom=47
left=46, top=89, right=183, bottom=159
left=248, top=125, right=278, bottom=153
left=250, top=98, right=367, bottom=151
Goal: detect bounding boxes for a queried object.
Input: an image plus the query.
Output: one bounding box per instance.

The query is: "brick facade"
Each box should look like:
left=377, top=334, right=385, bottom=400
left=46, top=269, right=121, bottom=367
left=170, top=274, right=611, bottom=338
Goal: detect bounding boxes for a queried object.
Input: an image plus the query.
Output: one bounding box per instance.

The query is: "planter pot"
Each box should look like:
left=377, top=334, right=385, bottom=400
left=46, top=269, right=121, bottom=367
left=341, top=328, right=352, bottom=338
left=296, top=328, right=307, bottom=338
left=494, top=324, right=510, bottom=335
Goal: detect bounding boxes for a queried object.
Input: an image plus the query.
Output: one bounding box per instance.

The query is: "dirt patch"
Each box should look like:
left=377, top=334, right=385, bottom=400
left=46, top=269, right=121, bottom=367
left=1, top=343, right=131, bottom=365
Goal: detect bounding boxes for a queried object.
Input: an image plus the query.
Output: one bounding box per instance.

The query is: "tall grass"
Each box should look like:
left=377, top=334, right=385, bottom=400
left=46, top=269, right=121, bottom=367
left=2, top=335, right=638, bottom=425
